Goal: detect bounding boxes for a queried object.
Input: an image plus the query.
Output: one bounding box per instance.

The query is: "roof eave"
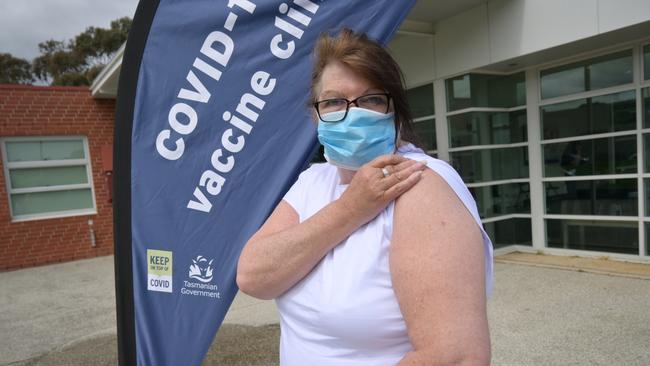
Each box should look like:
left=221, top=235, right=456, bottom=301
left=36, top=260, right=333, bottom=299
left=90, top=43, right=125, bottom=99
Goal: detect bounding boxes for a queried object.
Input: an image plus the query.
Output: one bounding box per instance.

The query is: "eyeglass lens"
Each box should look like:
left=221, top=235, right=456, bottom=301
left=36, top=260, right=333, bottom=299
left=316, top=93, right=389, bottom=122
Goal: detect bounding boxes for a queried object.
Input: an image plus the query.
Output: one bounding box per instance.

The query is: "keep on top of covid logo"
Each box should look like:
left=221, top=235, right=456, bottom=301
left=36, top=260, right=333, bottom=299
left=182, top=255, right=221, bottom=299
left=147, top=249, right=173, bottom=293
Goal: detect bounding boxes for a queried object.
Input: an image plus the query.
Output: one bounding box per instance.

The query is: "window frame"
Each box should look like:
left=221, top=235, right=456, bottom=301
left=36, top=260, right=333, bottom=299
left=1, top=136, right=97, bottom=222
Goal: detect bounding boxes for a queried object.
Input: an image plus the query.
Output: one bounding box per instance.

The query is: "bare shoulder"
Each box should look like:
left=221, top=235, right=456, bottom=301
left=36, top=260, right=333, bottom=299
left=394, top=167, right=477, bottom=231
left=391, top=166, right=484, bottom=269
left=390, top=167, right=490, bottom=363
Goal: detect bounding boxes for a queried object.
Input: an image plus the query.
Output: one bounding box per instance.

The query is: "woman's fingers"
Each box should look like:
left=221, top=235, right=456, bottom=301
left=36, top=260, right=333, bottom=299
left=369, top=154, right=408, bottom=169
left=381, top=159, right=426, bottom=189
left=383, top=169, right=424, bottom=199
left=382, top=159, right=417, bottom=176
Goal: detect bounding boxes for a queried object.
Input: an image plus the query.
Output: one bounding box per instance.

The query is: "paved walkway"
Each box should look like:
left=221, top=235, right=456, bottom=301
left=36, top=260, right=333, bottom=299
left=1, top=255, right=649, bottom=365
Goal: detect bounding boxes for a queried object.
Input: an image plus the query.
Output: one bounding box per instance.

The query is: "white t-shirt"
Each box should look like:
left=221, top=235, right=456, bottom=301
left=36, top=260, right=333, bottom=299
left=277, top=144, right=493, bottom=366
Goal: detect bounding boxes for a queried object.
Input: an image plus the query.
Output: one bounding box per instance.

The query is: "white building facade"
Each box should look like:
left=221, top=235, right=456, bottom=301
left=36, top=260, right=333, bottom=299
left=390, top=0, right=650, bottom=260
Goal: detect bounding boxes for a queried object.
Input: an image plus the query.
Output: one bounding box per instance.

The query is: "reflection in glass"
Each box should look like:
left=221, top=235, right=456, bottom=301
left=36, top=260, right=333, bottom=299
left=543, top=136, right=636, bottom=177
left=412, top=118, right=436, bottom=151
left=541, top=50, right=633, bottom=99
left=643, top=44, right=650, bottom=80
left=545, top=179, right=637, bottom=216
left=11, top=189, right=94, bottom=216
left=646, top=223, right=650, bottom=256
left=311, top=145, right=326, bottom=163
left=450, top=146, right=528, bottom=183
left=9, top=166, right=88, bottom=189
left=546, top=219, right=638, bottom=254
left=449, top=110, right=527, bottom=147
left=589, top=51, right=633, bottom=90
left=541, top=90, right=636, bottom=140
left=6, top=140, right=85, bottom=162
left=484, top=218, right=532, bottom=248
left=540, top=66, right=584, bottom=100
left=470, top=183, right=530, bottom=219
left=644, top=134, right=650, bottom=173
left=407, top=83, right=434, bottom=118
left=645, top=179, right=650, bottom=216
left=446, top=73, right=525, bottom=111
left=641, top=88, right=650, bottom=128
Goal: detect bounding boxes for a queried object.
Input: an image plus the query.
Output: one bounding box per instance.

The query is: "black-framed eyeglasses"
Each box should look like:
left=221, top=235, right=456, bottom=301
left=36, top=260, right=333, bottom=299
left=313, top=92, right=391, bottom=122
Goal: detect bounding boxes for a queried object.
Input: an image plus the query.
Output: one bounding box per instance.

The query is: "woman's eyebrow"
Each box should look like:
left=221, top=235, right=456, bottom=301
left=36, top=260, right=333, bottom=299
left=319, top=90, right=345, bottom=98
left=318, top=88, right=383, bottom=99
left=362, top=87, right=384, bottom=95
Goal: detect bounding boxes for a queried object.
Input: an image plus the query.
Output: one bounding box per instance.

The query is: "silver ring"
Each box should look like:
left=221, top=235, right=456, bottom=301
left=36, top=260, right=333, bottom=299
left=381, top=167, right=390, bottom=178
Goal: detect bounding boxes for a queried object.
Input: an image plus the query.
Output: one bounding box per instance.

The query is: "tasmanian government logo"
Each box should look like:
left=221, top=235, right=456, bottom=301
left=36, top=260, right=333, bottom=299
left=181, top=255, right=221, bottom=300
left=147, top=249, right=173, bottom=293
left=189, top=256, right=213, bottom=283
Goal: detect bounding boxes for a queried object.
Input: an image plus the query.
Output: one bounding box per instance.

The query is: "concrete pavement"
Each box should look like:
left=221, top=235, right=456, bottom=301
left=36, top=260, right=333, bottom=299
left=1, top=254, right=649, bottom=365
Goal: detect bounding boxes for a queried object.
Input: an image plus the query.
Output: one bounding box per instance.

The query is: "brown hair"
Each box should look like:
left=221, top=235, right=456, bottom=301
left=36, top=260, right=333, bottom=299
left=310, top=28, right=421, bottom=148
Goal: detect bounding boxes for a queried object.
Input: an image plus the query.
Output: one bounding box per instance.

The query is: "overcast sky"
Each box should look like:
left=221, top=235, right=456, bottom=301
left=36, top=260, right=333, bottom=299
left=0, top=0, right=139, bottom=60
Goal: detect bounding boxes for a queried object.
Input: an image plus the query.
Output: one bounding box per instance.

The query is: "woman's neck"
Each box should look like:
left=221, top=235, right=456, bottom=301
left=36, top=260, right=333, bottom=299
left=337, top=167, right=355, bottom=185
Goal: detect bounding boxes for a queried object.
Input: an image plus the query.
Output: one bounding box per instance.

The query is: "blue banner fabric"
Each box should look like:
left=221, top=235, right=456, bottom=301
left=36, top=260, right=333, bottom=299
left=130, top=0, right=415, bottom=364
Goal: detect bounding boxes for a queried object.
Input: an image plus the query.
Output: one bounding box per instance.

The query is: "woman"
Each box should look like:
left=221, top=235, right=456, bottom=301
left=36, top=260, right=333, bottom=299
left=237, top=29, right=493, bottom=365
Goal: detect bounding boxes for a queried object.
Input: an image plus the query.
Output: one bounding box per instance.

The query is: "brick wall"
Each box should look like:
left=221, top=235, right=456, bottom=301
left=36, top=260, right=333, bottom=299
left=0, top=85, right=115, bottom=270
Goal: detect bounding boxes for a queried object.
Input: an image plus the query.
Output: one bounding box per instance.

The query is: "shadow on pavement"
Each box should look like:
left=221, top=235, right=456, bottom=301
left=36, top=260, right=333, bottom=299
left=15, top=324, right=280, bottom=366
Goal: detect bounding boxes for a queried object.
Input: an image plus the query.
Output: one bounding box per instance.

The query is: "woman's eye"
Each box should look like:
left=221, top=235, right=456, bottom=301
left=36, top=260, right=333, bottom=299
left=321, top=99, right=346, bottom=108
left=360, top=95, right=387, bottom=106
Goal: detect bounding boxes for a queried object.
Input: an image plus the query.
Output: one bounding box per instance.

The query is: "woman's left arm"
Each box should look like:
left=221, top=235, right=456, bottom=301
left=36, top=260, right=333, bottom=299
left=391, top=169, right=490, bottom=366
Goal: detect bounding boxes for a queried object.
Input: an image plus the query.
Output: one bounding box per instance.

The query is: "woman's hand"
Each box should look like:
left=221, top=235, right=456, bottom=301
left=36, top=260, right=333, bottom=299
left=337, top=155, right=426, bottom=225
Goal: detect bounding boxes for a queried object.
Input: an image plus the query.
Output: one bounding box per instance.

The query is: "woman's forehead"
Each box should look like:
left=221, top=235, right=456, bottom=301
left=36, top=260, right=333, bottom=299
left=318, top=61, right=381, bottom=96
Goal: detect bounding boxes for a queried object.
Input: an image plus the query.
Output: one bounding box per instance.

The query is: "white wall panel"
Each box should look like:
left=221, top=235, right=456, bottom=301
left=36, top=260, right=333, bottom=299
left=488, top=0, right=598, bottom=64
left=434, top=4, right=491, bottom=78
left=388, top=33, right=435, bottom=87
left=404, top=0, right=650, bottom=80
left=598, top=0, right=650, bottom=33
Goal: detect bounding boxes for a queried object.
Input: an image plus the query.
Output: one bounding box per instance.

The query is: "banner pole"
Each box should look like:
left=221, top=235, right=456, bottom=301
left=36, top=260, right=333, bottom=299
left=113, top=1, right=161, bottom=364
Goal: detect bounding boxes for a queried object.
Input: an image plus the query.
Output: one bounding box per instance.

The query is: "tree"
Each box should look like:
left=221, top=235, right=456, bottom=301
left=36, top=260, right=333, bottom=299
left=0, top=53, right=34, bottom=84
left=32, top=17, right=132, bottom=86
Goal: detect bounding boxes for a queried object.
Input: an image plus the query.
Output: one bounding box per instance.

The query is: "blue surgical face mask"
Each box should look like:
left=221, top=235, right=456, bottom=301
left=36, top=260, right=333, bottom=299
left=317, top=107, right=396, bottom=170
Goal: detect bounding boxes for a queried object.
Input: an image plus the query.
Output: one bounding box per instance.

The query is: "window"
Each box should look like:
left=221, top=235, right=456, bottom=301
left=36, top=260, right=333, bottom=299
left=407, top=83, right=435, bottom=118
left=451, top=146, right=529, bottom=183
left=484, top=218, right=532, bottom=248
left=1, top=137, right=96, bottom=220
left=446, top=73, right=525, bottom=111
left=471, top=182, right=530, bottom=218
left=541, top=90, right=636, bottom=139
left=644, top=45, right=650, bottom=80
left=411, top=118, right=436, bottom=153
left=449, top=110, right=527, bottom=147
left=646, top=224, right=650, bottom=256
left=407, top=83, right=436, bottom=155
left=543, top=135, right=636, bottom=177
left=641, top=88, right=650, bottom=128
left=547, top=219, right=638, bottom=255
left=539, top=49, right=640, bottom=255
left=545, top=179, right=637, bottom=216
left=445, top=72, right=530, bottom=248
left=540, top=50, right=633, bottom=99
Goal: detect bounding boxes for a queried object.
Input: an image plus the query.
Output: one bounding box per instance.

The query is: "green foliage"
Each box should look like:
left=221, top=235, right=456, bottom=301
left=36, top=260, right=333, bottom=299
left=0, top=53, right=34, bottom=84
left=32, top=17, right=132, bottom=86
